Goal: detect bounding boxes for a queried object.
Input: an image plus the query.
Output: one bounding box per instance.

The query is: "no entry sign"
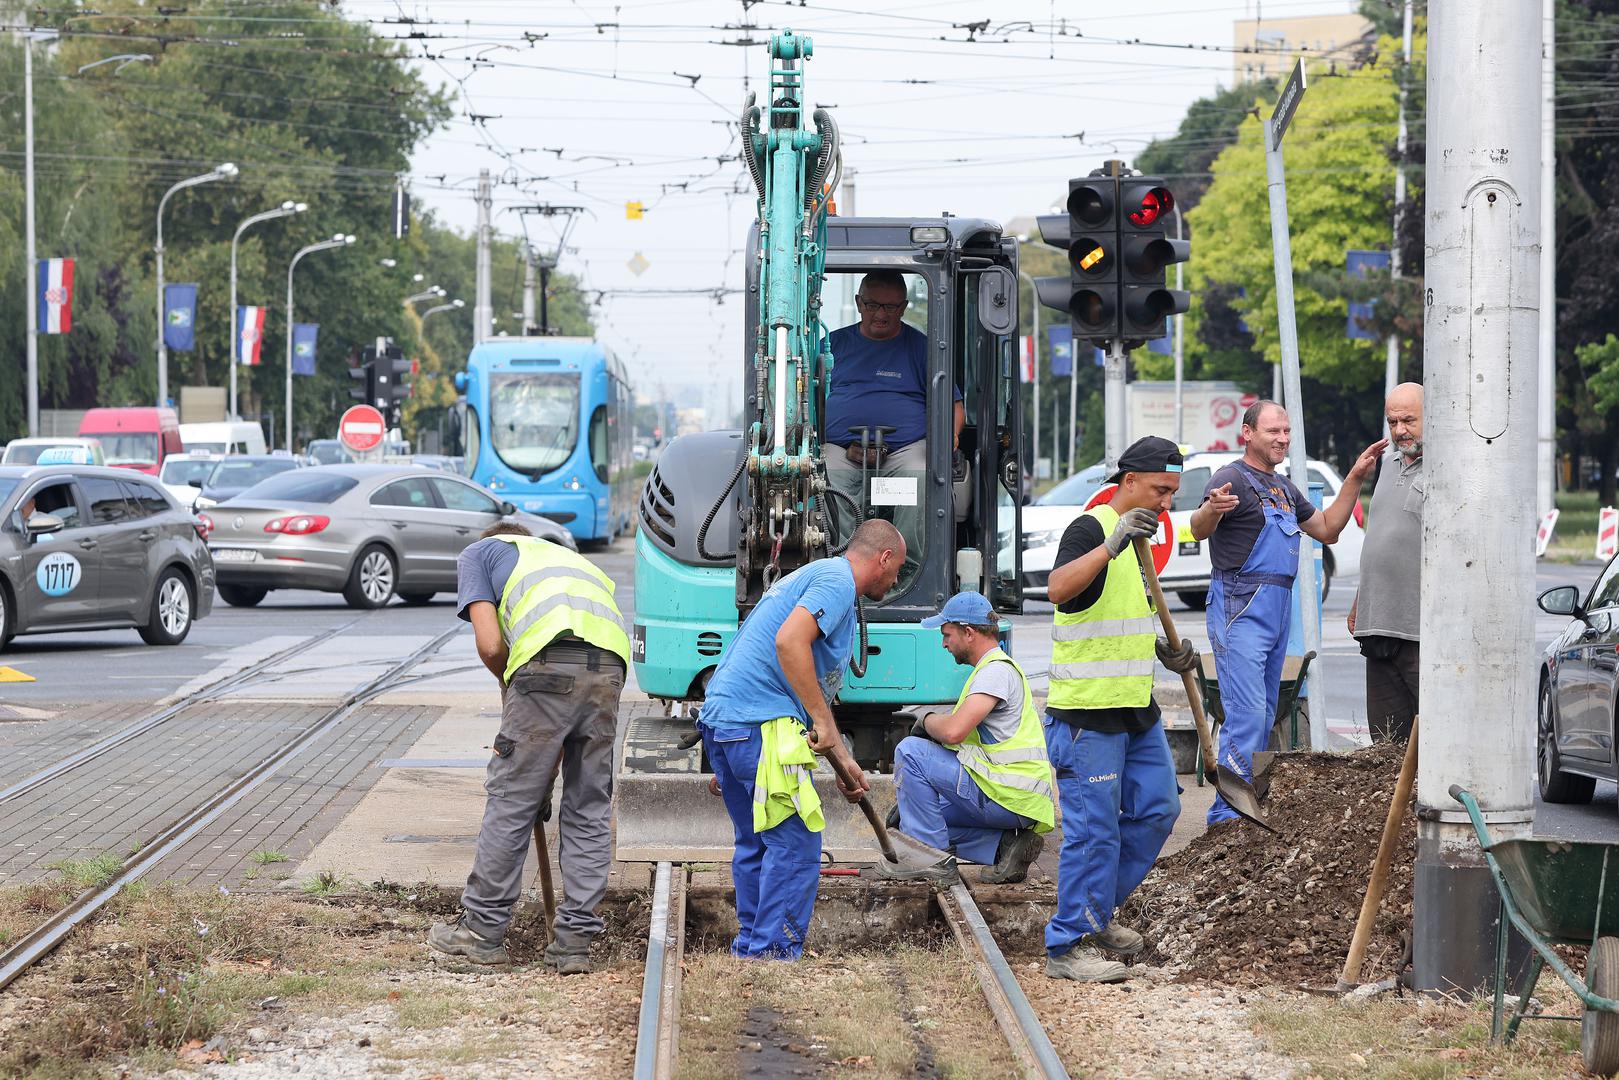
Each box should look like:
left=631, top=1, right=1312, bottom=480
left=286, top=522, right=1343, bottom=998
left=1085, top=485, right=1174, bottom=575
left=339, top=404, right=386, bottom=453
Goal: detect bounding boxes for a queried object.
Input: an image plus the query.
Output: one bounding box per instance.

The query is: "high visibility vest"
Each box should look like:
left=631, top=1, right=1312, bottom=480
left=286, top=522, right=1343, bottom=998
left=951, top=649, right=1056, bottom=832
left=494, top=535, right=630, bottom=683
left=1047, top=504, right=1157, bottom=710
left=752, top=717, right=825, bottom=833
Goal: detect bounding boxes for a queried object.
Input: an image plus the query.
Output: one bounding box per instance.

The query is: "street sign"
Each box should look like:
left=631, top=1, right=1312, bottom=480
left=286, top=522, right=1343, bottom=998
left=1085, top=484, right=1173, bottom=575
left=1271, top=57, right=1308, bottom=147
left=339, top=404, right=386, bottom=453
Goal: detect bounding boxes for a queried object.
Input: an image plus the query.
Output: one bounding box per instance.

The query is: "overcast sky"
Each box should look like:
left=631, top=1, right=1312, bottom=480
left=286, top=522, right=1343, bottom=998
left=351, top=0, right=1356, bottom=420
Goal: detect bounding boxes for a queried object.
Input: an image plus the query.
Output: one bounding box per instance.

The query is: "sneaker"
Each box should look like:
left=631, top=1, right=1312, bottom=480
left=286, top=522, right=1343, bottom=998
left=980, top=828, right=1044, bottom=885
left=1085, top=922, right=1145, bottom=959
left=543, top=939, right=593, bottom=975
left=1045, top=945, right=1129, bottom=984
left=428, top=919, right=508, bottom=965
left=874, top=855, right=961, bottom=887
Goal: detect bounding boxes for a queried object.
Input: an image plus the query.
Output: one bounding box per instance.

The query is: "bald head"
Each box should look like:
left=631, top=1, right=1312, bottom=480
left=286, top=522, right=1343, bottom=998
left=1386, top=382, right=1423, bottom=460
left=845, top=519, right=906, bottom=600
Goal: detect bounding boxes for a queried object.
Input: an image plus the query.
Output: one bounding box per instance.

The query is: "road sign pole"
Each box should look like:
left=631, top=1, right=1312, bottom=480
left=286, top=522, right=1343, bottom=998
left=1104, top=338, right=1126, bottom=467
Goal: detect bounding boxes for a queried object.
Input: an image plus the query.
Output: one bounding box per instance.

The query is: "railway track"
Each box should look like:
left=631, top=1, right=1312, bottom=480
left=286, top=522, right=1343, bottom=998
left=0, top=623, right=464, bottom=992
left=629, top=863, right=1069, bottom=1080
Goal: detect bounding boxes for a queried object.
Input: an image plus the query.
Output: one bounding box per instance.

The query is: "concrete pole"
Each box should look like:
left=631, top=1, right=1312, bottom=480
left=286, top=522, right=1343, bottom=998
left=1103, top=340, right=1125, bottom=468
left=1173, top=205, right=1185, bottom=444
left=474, top=169, right=493, bottom=344
left=522, top=243, right=538, bottom=336
left=1415, top=0, right=1541, bottom=996
left=1537, top=0, right=1557, bottom=518
left=1068, top=355, right=1079, bottom=475
left=23, top=36, right=39, bottom=438
left=1385, top=0, right=1414, bottom=438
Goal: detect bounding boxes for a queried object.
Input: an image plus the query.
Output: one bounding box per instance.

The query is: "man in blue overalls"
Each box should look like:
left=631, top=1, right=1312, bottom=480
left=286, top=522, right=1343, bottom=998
left=1189, top=401, right=1384, bottom=825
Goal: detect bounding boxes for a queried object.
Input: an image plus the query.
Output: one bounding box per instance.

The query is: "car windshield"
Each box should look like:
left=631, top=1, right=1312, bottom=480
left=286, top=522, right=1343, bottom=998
left=1036, top=465, right=1107, bottom=507
left=490, top=372, right=580, bottom=476
left=86, top=432, right=159, bottom=467
left=307, top=441, right=352, bottom=465
left=187, top=441, right=227, bottom=454
left=207, top=459, right=298, bottom=489
left=161, top=459, right=218, bottom=486
left=235, top=470, right=358, bottom=504
left=0, top=479, right=17, bottom=507
left=3, top=443, right=67, bottom=465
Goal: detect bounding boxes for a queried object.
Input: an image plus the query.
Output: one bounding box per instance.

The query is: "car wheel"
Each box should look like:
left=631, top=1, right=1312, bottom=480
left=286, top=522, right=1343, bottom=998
left=344, top=545, right=397, bottom=609
left=0, top=582, right=13, bottom=652
left=139, top=569, right=194, bottom=646
left=398, top=592, right=436, bottom=606
left=1177, top=590, right=1208, bottom=611
left=218, top=584, right=267, bottom=608
left=1538, top=678, right=1595, bottom=804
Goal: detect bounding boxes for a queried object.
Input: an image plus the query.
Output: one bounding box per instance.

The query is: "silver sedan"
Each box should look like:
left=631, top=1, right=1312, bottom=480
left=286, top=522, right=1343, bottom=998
left=201, top=464, right=577, bottom=609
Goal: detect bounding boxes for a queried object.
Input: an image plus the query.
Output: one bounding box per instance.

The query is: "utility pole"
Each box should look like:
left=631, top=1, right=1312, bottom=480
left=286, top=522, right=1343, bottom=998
left=1537, top=0, right=1558, bottom=518
left=1415, top=0, right=1541, bottom=996
left=522, top=243, right=538, bottom=336
left=1103, top=341, right=1125, bottom=466
left=474, top=169, right=493, bottom=344
left=840, top=168, right=856, bottom=216
left=1173, top=204, right=1186, bottom=444
left=23, top=32, right=39, bottom=437
left=1385, top=0, right=1413, bottom=435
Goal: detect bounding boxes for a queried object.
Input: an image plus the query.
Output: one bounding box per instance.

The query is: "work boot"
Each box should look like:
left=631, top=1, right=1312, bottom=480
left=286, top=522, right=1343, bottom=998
left=980, top=828, right=1044, bottom=885
left=427, top=919, right=508, bottom=966
left=543, top=939, right=593, bottom=975
left=1045, top=945, right=1129, bottom=984
left=874, top=854, right=961, bottom=887
left=1085, top=921, right=1145, bottom=959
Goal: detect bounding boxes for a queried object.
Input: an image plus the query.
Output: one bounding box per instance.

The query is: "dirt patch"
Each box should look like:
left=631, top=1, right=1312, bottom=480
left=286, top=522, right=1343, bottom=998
left=1120, top=741, right=1415, bottom=986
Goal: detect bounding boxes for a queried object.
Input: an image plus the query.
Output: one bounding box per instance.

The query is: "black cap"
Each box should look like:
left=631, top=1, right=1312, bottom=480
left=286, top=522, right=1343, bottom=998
left=1107, top=436, right=1185, bottom=483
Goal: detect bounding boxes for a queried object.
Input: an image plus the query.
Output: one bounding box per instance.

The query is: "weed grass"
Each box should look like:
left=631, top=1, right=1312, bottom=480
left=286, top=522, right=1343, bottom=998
left=248, top=849, right=289, bottom=866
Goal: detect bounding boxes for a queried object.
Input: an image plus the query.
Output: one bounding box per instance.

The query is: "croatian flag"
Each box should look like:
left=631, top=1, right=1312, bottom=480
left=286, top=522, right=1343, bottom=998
left=236, top=306, right=267, bottom=366
left=37, top=258, right=74, bottom=334
left=1019, top=334, right=1035, bottom=384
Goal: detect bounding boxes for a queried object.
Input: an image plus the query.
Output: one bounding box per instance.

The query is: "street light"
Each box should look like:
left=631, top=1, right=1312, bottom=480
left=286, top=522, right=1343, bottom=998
left=156, top=162, right=238, bottom=408
left=403, top=285, right=446, bottom=306
left=285, top=233, right=355, bottom=450
left=420, top=298, right=465, bottom=324
left=230, top=200, right=307, bottom=419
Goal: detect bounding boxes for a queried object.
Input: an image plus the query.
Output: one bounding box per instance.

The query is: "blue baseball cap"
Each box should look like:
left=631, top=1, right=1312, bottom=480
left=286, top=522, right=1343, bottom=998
left=920, top=591, right=996, bottom=628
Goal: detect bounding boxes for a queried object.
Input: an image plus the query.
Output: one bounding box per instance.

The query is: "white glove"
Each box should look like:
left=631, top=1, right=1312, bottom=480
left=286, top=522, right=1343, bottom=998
left=1104, top=507, right=1161, bottom=558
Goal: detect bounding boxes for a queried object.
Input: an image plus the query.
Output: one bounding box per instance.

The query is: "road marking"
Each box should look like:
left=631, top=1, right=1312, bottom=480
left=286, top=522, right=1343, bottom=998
left=0, top=667, right=35, bottom=683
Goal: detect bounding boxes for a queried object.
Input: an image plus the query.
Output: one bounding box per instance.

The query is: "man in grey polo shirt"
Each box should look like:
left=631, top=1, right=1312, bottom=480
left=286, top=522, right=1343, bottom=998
left=1349, top=382, right=1424, bottom=742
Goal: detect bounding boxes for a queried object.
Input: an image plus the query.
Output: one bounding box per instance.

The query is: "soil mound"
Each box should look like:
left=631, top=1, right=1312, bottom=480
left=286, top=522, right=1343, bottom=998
left=1121, top=740, right=1414, bottom=986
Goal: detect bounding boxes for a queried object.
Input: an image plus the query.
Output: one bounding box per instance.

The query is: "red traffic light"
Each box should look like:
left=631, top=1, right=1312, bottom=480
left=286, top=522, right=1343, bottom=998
left=1128, top=186, right=1174, bottom=228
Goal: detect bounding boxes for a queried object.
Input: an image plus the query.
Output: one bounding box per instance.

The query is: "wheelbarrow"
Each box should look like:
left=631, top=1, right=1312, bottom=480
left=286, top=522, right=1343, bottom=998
left=1189, top=650, right=1316, bottom=791
left=1452, top=785, right=1619, bottom=1076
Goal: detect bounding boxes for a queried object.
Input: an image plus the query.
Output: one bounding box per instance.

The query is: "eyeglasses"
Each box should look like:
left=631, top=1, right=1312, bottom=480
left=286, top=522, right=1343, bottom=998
left=857, top=296, right=904, bottom=315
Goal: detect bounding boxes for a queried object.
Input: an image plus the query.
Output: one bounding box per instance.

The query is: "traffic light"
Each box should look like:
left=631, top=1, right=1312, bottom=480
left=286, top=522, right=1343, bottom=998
left=1034, top=177, right=1121, bottom=346
left=1117, top=177, right=1191, bottom=344
left=348, top=355, right=376, bottom=404
left=370, top=340, right=413, bottom=427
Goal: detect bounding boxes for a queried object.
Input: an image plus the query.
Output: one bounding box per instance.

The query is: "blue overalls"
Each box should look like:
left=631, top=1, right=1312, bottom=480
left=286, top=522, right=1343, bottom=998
left=1205, top=465, right=1300, bottom=825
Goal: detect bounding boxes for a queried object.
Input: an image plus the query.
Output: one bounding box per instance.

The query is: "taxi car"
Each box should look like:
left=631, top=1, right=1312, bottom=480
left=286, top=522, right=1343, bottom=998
left=0, top=465, right=215, bottom=650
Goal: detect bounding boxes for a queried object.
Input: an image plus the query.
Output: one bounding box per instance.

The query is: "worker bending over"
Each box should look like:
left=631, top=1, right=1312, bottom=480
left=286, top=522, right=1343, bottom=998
left=881, top=591, right=1053, bottom=886
left=698, top=520, right=905, bottom=959
left=1044, top=437, right=1189, bottom=983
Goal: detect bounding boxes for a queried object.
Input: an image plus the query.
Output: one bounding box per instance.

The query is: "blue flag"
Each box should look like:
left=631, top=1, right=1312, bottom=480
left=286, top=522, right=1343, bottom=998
left=163, top=283, right=199, bottom=351
left=1147, top=331, right=1173, bottom=356
left=291, top=323, right=319, bottom=376
left=1047, top=325, right=1073, bottom=377
left=1346, top=249, right=1391, bottom=341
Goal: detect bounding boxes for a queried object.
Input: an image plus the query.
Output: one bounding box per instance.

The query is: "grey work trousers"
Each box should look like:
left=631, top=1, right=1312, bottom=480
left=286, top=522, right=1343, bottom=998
left=826, top=439, right=927, bottom=565
left=460, top=646, right=625, bottom=948
left=1363, top=636, right=1419, bottom=744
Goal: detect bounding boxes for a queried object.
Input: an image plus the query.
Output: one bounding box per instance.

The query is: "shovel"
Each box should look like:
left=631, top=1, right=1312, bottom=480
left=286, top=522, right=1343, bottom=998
left=822, top=748, right=900, bottom=863
left=1337, top=716, right=1419, bottom=991
left=1134, top=538, right=1272, bottom=832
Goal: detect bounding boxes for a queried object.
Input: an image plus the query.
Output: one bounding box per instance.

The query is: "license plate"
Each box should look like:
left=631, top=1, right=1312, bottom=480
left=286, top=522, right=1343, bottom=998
left=1178, top=540, right=1201, bottom=556
left=212, top=548, right=258, bottom=563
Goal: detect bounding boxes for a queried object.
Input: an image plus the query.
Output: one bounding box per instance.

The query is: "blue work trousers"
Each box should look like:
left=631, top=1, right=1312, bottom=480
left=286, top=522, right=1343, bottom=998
left=1205, top=578, right=1290, bottom=824
left=892, top=736, right=1027, bottom=865
left=1042, top=716, right=1180, bottom=958
left=703, top=725, right=821, bottom=960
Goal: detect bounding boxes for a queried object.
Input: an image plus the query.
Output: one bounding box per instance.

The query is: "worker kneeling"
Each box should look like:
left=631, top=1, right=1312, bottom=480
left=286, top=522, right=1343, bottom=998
left=698, top=520, right=905, bottom=959
left=1043, top=437, right=1188, bottom=984
left=880, top=591, right=1054, bottom=887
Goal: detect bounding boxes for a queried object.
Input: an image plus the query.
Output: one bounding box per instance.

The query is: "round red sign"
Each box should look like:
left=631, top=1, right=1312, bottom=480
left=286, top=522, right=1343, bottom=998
left=1084, top=484, right=1174, bottom=575
left=339, top=404, right=386, bottom=452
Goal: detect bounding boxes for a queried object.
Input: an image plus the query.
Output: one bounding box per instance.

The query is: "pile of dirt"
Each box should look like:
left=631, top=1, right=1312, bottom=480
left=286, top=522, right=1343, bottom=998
left=1121, top=740, right=1415, bottom=987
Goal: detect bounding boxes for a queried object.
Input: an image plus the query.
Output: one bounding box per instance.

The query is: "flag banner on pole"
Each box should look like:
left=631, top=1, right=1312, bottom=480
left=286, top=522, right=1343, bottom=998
left=236, top=306, right=267, bottom=366
left=1047, top=325, right=1073, bottom=377
left=291, top=323, right=319, bottom=377
left=37, top=258, right=74, bottom=334
left=163, top=283, right=199, bottom=351
left=1019, top=335, right=1035, bottom=383
left=1147, top=332, right=1172, bottom=356
left=1346, top=249, right=1391, bottom=341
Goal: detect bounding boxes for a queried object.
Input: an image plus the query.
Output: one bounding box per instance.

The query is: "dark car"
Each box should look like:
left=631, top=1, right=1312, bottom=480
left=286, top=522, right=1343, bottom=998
left=1537, top=565, right=1619, bottom=802
left=191, top=454, right=302, bottom=509
left=0, top=465, right=215, bottom=649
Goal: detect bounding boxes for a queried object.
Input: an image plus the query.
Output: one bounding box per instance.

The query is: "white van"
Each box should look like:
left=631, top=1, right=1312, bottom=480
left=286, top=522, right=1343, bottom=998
left=179, top=421, right=266, bottom=456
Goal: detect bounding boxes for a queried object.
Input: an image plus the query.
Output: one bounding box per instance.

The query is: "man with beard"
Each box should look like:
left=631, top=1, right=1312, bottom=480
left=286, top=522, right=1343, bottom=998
left=1349, top=383, right=1424, bottom=743
left=880, top=591, right=1055, bottom=887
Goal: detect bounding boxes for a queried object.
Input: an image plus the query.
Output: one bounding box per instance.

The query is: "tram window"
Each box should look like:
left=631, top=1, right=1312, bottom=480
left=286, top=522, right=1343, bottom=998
left=588, top=405, right=610, bottom=483
left=464, top=405, right=481, bottom=474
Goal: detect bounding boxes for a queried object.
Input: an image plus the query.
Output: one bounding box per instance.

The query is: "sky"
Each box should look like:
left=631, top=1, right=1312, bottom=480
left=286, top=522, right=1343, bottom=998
left=350, top=0, right=1360, bottom=422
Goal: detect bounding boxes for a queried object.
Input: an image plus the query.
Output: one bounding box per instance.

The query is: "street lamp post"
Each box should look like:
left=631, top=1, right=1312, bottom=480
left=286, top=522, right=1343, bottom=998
left=420, top=298, right=465, bottom=324
left=285, top=234, right=355, bottom=451
left=155, top=162, right=237, bottom=407
left=403, top=285, right=446, bottom=307
left=230, top=200, right=306, bottom=419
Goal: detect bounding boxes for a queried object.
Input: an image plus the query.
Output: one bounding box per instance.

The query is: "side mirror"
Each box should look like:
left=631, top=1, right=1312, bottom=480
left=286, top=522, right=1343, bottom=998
left=499, top=500, right=517, bottom=516
left=1538, top=584, right=1583, bottom=619
left=976, top=267, right=1017, bottom=336
left=26, top=512, right=65, bottom=538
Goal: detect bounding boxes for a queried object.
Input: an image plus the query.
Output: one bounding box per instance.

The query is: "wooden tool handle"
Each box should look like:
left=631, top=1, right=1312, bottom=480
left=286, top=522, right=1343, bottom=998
left=1133, top=538, right=1219, bottom=767
left=1340, top=716, right=1419, bottom=987
left=822, top=744, right=898, bottom=862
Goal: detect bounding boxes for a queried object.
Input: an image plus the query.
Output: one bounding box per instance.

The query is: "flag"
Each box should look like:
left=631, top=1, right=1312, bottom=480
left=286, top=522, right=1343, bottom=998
left=163, top=283, right=199, bottom=351
left=291, top=323, right=319, bottom=376
left=1047, top=325, right=1073, bottom=377
left=1148, top=331, right=1173, bottom=356
left=236, top=306, right=267, bottom=366
left=1019, top=335, right=1035, bottom=383
left=1346, top=249, right=1391, bottom=340
left=37, top=258, right=74, bottom=334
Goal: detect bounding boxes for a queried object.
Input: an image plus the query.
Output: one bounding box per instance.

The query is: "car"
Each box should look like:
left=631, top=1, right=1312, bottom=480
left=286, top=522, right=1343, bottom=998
left=1537, top=564, right=1619, bottom=803
left=1, top=437, right=106, bottom=467
left=410, top=454, right=464, bottom=474
left=190, top=454, right=303, bottom=510
left=158, top=452, right=223, bottom=507
left=178, top=420, right=267, bottom=456
left=77, top=406, right=183, bottom=476
left=201, top=464, right=579, bottom=609
left=305, top=439, right=355, bottom=466
left=0, top=465, right=215, bottom=649
left=1020, top=463, right=1108, bottom=599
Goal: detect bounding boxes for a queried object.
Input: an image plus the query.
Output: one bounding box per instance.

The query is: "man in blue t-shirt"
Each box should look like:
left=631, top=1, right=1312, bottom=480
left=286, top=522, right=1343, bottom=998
left=700, top=519, right=904, bottom=959
left=823, top=270, right=963, bottom=571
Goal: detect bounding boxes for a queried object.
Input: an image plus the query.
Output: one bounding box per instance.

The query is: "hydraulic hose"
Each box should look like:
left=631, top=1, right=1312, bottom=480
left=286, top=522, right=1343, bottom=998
left=849, top=595, right=869, bottom=679
left=808, top=109, right=840, bottom=222
left=741, top=93, right=764, bottom=201
left=822, top=485, right=859, bottom=556
left=697, top=452, right=747, bottom=563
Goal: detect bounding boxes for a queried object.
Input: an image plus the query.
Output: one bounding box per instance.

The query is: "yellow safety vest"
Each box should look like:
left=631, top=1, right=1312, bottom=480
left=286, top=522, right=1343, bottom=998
left=493, top=535, right=630, bottom=683
left=753, top=717, right=825, bottom=833
left=951, top=649, right=1056, bottom=832
left=1048, top=504, right=1157, bottom=710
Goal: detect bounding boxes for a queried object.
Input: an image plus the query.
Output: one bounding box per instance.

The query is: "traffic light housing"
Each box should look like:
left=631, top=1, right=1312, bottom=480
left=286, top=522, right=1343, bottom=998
left=348, top=356, right=376, bottom=404
left=1033, top=177, right=1121, bottom=347
left=1117, top=177, right=1191, bottom=344
left=352, top=338, right=413, bottom=427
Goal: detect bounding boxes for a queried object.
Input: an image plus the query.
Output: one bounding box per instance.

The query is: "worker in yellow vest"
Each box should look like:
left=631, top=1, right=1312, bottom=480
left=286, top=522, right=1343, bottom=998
left=1044, top=436, right=1193, bottom=984
left=880, top=591, right=1055, bottom=886
left=429, top=522, right=629, bottom=974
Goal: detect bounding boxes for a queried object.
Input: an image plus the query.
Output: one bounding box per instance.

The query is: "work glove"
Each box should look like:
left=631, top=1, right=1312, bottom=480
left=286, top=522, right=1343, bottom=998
left=1155, top=636, right=1200, bottom=675
left=1104, top=507, right=1161, bottom=558
left=909, top=712, right=931, bottom=740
